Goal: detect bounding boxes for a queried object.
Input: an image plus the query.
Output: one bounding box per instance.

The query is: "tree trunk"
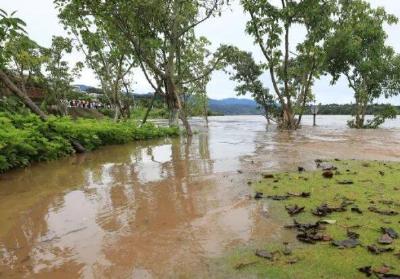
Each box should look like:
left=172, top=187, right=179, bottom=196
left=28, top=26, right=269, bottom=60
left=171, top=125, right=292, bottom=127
left=113, top=105, right=121, bottom=122
left=169, top=107, right=179, bottom=126
left=165, top=74, right=193, bottom=136
left=59, top=100, right=68, bottom=116
left=203, top=95, right=209, bottom=127
left=179, top=110, right=192, bottom=136
left=0, top=69, right=48, bottom=121
left=263, top=105, right=271, bottom=125
left=204, top=111, right=209, bottom=127
left=141, top=92, right=157, bottom=126
left=280, top=105, right=297, bottom=130
left=0, top=69, right=86, bottom=153
left=353, top=95, right=367, bottom=129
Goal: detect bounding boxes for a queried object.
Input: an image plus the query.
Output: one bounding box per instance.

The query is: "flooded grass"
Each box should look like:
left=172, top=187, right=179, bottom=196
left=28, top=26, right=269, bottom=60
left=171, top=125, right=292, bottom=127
left=223, top=160, right=400, bottom=278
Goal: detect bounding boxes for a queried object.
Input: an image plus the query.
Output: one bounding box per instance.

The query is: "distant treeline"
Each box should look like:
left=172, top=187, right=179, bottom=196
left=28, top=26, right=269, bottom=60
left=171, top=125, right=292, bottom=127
left=304, top=104, right=400, bottom=115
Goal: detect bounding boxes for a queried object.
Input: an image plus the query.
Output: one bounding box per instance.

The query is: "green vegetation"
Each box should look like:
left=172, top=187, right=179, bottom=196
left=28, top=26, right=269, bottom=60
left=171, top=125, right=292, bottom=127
left=130, top=106, right=169, bottom=120
left=325, top=0, right=400, bottom=129
left=240, top=0, right=336, bottom=129
left=221, top=160, right=400, bottom=278
left=55, top=0, right=229, bottom=135
left=2, top=1, right=400, bottom=131
left=305, top=104, right=400, bottom=116
left=0, top=112, right=179, bottom=173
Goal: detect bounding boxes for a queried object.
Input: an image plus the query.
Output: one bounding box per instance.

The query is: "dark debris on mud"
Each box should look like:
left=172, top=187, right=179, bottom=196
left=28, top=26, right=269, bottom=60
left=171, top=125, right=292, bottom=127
left=285, top=205, right=305, bottom=216
left=369, top=207, right=399, bottom=216
left=312, top=203, right=347, bottom=217
left=285, top=220, right=331, bottom=244
left=251, top=160, right=400, bottom=277
left=358, top=265, right=400, bottom=278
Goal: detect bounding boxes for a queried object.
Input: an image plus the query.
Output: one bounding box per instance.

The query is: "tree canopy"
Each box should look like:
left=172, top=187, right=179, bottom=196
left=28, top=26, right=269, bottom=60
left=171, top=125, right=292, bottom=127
left=55, top=0, right=229, bottom=134
left=325, top=0, right=400, bottom=128
left=1, top=0, right=400, bottom=131
left=241, top=0, right=336, bottom=129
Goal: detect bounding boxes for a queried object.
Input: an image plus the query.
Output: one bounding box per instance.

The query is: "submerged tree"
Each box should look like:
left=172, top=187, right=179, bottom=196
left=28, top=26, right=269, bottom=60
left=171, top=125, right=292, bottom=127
left=325, top=0, right=400, bottom=128
left=241, top=0, right=335, bottom=129
left=55, top=0, right=228, bottom=135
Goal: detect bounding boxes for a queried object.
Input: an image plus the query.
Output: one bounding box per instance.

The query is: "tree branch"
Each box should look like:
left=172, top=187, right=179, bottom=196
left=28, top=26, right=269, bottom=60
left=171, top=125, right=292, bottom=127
left=178, top=0, right=219, bottom=38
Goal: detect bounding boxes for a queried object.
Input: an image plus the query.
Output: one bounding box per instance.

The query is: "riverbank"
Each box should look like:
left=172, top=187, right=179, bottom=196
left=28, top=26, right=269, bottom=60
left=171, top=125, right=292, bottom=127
left=221, top=160, right=400, bottom=278
left=1, top=116, right=400, bottom=278
left=0, top=112, right=179, bottom=173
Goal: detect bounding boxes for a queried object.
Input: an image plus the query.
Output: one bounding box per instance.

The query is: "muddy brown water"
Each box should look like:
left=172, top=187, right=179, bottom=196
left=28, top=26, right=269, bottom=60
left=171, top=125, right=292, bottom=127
left=1, top=115, right=400, bottom=278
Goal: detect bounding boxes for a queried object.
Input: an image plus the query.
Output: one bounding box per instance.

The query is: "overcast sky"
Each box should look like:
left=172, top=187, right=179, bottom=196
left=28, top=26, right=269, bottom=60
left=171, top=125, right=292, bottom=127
left=2, top=0, right=400, bottom=104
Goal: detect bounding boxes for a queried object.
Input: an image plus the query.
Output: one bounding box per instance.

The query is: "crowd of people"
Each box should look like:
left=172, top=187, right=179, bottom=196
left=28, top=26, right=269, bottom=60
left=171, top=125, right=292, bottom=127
left=68, top=100, right=111, bottom=109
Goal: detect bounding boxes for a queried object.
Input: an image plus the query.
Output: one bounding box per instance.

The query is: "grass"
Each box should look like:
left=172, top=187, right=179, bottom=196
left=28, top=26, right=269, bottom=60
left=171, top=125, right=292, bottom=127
left=221, top=160, right=400, bottom=278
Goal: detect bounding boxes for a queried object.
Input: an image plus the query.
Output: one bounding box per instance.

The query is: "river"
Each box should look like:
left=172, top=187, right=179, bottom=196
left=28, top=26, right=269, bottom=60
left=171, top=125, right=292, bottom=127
left=1, top=115, right=400, bottom=278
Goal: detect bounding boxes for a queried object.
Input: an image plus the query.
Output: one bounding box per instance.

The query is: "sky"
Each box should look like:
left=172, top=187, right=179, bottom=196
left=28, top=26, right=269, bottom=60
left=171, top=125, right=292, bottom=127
left=2, top=0, right=400, bottom=104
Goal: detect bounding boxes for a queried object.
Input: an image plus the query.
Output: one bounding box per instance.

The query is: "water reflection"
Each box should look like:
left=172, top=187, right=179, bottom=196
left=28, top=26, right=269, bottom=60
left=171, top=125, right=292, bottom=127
left=1, top=115, right=400, bottom=278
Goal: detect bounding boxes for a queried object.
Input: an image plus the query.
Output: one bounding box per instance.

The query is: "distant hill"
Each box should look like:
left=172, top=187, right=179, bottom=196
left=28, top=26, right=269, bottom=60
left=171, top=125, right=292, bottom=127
left=74, top=84, right=92, bottom=92
left=208, top=98, right=262, bottom=115
left=73, top=84, right=261, bottom=115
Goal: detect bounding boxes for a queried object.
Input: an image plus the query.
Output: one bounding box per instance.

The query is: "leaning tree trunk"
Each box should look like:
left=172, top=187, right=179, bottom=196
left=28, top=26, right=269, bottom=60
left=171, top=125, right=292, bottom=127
left=0, top=69, right=86, bottom=153
left=165, top=91, right=192, bottom=136
left=141, top=91, right=157, bottom=126
left=174, top=92, right=193, bottom=136
left=263, top=105, right=271, bottom=125
left=0, top=69, right=48, bottom=120
left=179, top=110, right=192, bottom=136
left=165, top=75, right=193, bottom=136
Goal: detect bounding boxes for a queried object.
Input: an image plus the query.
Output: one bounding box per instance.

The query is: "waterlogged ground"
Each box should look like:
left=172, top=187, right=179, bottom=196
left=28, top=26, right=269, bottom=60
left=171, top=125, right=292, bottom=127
left=224, top=160, right=400, bottom=278
left=1, top=115, right=400, bottom=278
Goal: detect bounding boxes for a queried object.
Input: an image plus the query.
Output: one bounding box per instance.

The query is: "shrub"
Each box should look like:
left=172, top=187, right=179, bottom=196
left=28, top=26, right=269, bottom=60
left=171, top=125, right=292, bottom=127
left=0, top=112, right=179, bottom=172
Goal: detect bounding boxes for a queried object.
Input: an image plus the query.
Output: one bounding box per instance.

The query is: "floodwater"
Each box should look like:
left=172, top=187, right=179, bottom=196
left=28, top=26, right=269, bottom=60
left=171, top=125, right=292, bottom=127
left=1, top=115, right=400, bottom=278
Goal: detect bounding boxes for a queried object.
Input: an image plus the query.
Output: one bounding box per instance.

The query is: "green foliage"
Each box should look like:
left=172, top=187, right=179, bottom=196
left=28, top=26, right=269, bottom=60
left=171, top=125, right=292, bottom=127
left=303, top=103, right=400, bottom=116
left=223, top=47, right=279, bottom=121
left=43, top=36, right=83, bottom=115
left=0, top=96, right=28, bottom=114
left=130, top=107, right=169, bottom=120
left=55, top=0, right=228, bottom=129
left=55, top=0, right=138, bottom=120
left=348, top=105, right=398, bottom=129
left=241, top=0, right=336, bottom=128
left=0, top=112, right=73, bottom=171
left=4, top=33, right=47, bottom=77
left=0, top=9, right=26, bottom=68
left=325, top=0, right=400, bottom=128
left=0, top=112, right=179, bottom=172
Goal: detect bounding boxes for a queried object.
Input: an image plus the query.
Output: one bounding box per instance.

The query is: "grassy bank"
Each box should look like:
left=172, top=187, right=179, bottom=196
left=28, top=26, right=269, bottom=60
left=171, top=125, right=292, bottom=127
left=223, top=160, right=400, bottom=278
left=0, top=112, right=179, bottom=173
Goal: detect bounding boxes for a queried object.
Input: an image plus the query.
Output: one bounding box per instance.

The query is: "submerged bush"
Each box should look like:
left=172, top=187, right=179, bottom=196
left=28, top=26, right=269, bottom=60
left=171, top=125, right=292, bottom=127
left=347, top=105, right=398, bottom=129
left=0, top=112, right=179, bottom=172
